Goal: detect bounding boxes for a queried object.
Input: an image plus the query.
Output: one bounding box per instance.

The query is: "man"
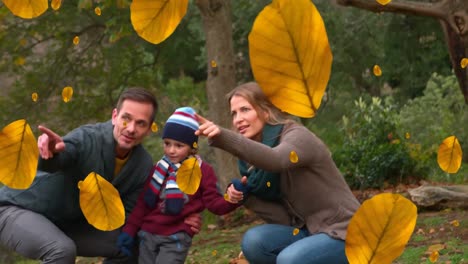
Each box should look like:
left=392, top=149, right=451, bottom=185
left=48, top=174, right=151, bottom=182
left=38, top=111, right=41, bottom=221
left=0, top=87, right=201, bottom=263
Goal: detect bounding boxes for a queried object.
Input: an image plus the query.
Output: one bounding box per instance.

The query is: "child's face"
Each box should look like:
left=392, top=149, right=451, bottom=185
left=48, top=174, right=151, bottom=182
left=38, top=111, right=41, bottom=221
left=163, top=138, right=192, bottom=163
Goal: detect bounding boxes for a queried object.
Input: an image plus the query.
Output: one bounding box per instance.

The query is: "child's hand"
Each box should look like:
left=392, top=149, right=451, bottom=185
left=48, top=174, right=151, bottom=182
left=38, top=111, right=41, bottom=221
left=117, top=232, right=134, bottom=257
left=226, top=176, right=249, bottom=203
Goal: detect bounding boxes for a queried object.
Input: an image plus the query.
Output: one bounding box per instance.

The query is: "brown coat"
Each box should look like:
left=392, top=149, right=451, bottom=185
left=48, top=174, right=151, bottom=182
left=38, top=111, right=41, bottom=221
left=210, top=122, right=360, bottom=240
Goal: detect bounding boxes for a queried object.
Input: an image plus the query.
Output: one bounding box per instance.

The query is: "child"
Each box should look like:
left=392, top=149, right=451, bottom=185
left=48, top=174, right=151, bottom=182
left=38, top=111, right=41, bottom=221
left=117, top=107, right=240, bottom=264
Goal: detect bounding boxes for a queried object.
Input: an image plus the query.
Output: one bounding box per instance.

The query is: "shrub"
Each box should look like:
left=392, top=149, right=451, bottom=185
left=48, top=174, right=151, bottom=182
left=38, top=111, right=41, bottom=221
left=334, top=96, right=421, bottom=189
left=398, top=73, right=468, bottom=183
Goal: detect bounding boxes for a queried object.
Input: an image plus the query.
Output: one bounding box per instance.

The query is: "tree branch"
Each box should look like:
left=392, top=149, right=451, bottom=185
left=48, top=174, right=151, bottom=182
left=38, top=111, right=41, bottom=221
left=335, top=0, right=445, bottom=19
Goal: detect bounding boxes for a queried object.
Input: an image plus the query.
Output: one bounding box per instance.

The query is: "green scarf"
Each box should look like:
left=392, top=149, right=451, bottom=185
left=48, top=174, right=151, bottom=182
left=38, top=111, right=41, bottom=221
left=238, top=124, right=283, bottom=201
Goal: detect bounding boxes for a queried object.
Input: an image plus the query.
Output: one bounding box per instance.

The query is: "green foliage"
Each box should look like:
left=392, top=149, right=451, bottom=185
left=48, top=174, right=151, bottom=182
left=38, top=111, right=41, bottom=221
left=383, top=16, right=451, bottom=101
left=333, top=96, right=421, bottom=189
left=398, top=73, right=468, bottom=183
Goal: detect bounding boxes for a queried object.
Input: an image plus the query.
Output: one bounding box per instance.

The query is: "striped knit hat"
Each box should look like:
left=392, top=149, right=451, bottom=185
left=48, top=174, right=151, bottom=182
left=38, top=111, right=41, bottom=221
left=162, top=107, right=199, bottom=148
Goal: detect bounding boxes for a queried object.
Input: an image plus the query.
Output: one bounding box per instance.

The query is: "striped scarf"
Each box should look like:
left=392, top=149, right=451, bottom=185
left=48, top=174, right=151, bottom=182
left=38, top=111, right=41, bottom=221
left=144, top=155, right=185, bottom=209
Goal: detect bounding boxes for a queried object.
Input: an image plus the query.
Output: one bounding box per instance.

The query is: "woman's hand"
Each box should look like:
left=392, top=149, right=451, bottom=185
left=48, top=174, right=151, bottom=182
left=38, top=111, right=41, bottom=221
left=195, top=114, right=221, bottom=138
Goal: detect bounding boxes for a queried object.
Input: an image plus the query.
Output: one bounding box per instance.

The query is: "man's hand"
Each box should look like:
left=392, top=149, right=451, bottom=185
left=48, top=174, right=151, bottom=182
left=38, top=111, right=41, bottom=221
left=184, top=213, right=203, bottom=234
left=37, top=125, right=65, bottom=159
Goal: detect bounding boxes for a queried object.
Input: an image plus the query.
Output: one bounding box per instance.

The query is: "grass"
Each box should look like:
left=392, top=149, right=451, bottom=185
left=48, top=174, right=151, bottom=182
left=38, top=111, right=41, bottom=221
left=7, top=205, right=467, bottom=264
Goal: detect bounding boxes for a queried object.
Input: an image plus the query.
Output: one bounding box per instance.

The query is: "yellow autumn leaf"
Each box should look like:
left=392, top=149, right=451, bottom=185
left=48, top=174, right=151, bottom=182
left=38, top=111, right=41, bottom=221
left=345, top=193, right=417, bottom=264
left=248, top=0, right=332, bottom=118
left=376, top=0, right=392, bottom=5
left=429, top=251, right=439, bottom=263
left=130, top=0, right=189, bottom=44
left=51, top=0, right=62, bottom=10
left=289, top=150, right=299, bottom=163
left=450, top=220, right=459, bottom=227
left=373, top=65, right=382, bottom=76
left=95, top=7, right=102, bottom=16
left=292, top=228, right=299, bottom=236
left=2, top=0, right=48, bottom=19
left=73, top=36, right=80, bottom=45
left=461, top=58, right=468, bottom=69
left=0, top=119, right=39, bottom=189
left=176, top=157, right=202, bottom=195
left=437, top=136, right=462, bottom=173
left=151, top=122, right=158, bottom=132
left=78, top=172, right=125, bottom=231
left=62, top=86, right=73, bottom=102
left=31, top=92, right=38, bottom=102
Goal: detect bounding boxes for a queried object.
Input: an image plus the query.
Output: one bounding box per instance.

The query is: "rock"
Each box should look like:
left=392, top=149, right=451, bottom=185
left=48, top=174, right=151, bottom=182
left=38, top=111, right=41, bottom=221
left=408, top=185, right=468, bottom=209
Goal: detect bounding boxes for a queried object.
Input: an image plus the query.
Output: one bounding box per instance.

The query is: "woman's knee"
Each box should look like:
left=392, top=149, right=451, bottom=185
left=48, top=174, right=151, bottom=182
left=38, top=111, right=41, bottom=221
left=241, top=227, right=263, bottom=253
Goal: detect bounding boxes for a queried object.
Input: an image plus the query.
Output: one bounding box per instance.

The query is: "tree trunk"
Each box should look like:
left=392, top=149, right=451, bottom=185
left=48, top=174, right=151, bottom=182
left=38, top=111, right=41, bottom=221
left=196, top=0, right=238, bottom=190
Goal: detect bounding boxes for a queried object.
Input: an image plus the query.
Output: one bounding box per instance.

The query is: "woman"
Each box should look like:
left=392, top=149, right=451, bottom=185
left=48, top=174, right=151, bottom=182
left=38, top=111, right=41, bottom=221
left=196, top=82, right=360, bottom=264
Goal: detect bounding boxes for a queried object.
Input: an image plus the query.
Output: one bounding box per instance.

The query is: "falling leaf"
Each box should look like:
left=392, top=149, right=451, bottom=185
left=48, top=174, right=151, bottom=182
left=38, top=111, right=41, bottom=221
left=192, top=142, right=198, bottom=149
left=130, top=0, right=189, bottom=44
left=2, top=0, right=48, bottom=19
left=51, top=0, right=62, bottom=10
left=78, top=172, right=125, bottom=231
left=176, top=157, right=202, bottom=195
left=151, top=122, right=158, bottom=132
left=62, top=86, right=73, bottom=103
left=373, top=65, right=382, bottom=76
left=437, top=136, right=462, bottom=173
left=429, top=251, right=439, bottom=263
left=95, top=7, right=102, bottom=16
left=73, top=36, right=80, bottom=45
left=266, top=181, right=271, bottom=187
left=249, top=0, right=332, bottom=118
left=212, top=250, right=217, bottom=256
left=460, top=58, right=468, bottom=69
left=450, top=220, right=459, bottom=227
left=211, top=60, right=217, bottom=68
left=224, top=193, right=229, bottom=201
left=14, top=57, right=25, bottom=66
left=0, top=119, right=39, bottom=189
left=292, top=228, right=299, bottom=236
left=376, top=0, right=392, bottom=5
left=289, top=150, right=299, bottom=163
left=345, top=193, right=417, bottom=264
left=123, top=121, right=127, bottom=127
left=31, top=92, right=38, bottom=102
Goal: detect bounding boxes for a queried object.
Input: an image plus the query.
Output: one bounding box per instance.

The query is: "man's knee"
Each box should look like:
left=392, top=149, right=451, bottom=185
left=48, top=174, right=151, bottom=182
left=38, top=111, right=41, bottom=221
left=42, top=238, right=76, bottom=263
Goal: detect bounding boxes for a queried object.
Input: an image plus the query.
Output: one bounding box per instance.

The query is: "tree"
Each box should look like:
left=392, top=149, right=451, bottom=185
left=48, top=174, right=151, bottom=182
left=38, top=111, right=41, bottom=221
left=195, top=0, right=238, bottom=189
left=335, top=0, right=468, bottom=103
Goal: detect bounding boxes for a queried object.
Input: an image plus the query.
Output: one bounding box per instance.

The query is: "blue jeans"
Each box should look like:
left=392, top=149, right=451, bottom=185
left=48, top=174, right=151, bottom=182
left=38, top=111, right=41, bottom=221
left=241, top=224, right=349, bottom=264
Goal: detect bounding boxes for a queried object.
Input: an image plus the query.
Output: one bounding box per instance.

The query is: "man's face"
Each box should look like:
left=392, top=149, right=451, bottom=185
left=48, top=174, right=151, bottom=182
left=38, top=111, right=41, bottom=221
left=112, top=99, right=153, bottom=158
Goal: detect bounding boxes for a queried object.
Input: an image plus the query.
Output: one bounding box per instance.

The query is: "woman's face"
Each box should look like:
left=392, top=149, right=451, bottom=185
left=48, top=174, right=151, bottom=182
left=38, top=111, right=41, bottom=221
left=230, top=95, right=267, bottom=141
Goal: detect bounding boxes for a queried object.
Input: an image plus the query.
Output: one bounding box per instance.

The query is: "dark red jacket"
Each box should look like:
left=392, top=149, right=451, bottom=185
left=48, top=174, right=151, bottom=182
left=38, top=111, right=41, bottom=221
left=123, top=161, right=239, bottom=237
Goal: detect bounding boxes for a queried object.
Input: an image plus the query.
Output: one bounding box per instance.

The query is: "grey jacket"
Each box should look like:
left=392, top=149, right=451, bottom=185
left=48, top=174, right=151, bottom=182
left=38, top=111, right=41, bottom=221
left=210, top=122, right=360, bottom=240
left=0, top=120, right=153, bottom=224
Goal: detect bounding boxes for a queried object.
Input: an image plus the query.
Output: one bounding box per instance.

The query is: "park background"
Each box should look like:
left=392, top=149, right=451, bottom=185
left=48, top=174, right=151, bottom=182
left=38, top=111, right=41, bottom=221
left=0, top=0, right=466, bottom=263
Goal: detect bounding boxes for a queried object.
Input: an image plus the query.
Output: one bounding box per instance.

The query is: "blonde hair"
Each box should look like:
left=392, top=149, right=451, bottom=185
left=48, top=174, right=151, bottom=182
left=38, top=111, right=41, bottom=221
left=226, top=82, right=292, bottom=125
